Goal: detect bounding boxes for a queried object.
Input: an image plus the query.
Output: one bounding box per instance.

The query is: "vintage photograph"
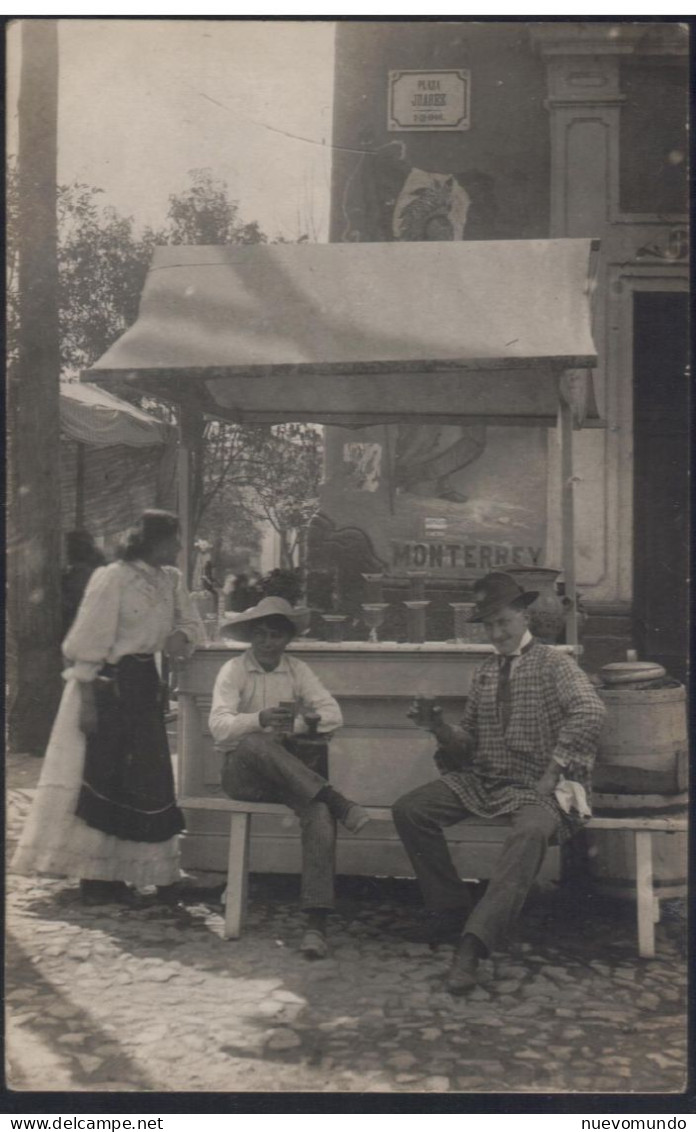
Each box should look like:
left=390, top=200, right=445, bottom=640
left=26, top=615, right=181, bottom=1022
left=6, top=18, right=689, bottom=1098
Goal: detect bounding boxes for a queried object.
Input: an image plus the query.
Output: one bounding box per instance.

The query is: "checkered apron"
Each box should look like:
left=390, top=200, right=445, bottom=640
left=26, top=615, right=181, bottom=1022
left=441, top=642, right=606, bottom=840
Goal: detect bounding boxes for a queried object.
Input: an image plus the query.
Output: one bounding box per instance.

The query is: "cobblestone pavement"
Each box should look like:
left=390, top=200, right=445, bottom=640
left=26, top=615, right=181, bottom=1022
left=7, top=757, right=688, bottom=1096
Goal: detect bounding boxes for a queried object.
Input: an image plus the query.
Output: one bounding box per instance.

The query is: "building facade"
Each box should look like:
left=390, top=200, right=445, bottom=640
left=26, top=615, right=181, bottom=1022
left=323, top=20, right=689, bottom=675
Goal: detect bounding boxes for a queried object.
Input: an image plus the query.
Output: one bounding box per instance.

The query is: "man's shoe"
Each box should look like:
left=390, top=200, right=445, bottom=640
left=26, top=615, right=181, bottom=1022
left=340, top=804, right=370, bottom=835
left=156, top=882, right=184, bottom=905
left=80, top=880, right=134, bottom=905
left=299, top=928, right=329, bottom=960
left=446, top=934, right=483, bottom=995
left=402, top=907, right=468, bottom=945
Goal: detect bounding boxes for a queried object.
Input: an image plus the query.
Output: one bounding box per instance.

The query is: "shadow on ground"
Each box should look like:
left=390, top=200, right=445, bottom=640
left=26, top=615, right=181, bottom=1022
left=7, top=870, right=688, bottom=1094
left=6, top=930, right=157, bottom=1092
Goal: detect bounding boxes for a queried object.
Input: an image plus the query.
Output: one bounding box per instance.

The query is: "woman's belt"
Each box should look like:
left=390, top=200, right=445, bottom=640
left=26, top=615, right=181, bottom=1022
left=100, top=654, right=155, bottom=678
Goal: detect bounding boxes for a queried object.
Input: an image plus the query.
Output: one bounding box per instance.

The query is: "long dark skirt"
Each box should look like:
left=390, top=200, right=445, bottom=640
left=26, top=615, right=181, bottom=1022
left=76, top=655, right=185, bottom=843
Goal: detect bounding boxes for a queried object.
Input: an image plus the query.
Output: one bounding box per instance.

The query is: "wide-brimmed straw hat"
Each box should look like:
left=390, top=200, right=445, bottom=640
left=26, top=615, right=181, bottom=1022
left=468, top=572, right=538, bottom=623
left=220, top=597, right=310, bottom=641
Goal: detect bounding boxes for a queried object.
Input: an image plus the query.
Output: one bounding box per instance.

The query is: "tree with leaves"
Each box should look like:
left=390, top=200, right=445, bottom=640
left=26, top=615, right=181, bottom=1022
left=149, top=172, right=321, bottom=566
left=9, top=163, right=323, bottom=574
left=241, top=424, right=323, bottom=568
left=57, top=183, right=155, bottom=377
left=158, top=167, right=267, bottom=247
left=10, top=167, right=268, bottom=381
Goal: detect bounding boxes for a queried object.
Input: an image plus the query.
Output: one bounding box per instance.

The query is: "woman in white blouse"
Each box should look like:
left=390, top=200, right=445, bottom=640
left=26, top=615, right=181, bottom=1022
left=11, top=511, right=204, bottom=904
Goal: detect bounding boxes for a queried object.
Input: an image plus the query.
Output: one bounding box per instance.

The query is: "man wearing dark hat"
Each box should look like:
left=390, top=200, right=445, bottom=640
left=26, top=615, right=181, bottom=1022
left=393, top=572, right=605, bottom=994
left=209, top=597, right=369, bottom=959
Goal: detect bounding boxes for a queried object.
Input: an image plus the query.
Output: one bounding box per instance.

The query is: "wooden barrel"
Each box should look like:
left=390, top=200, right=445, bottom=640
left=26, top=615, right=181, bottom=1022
left=586, top=791, right=688, bottom=901
left=593, top=683, right=687, bottom=794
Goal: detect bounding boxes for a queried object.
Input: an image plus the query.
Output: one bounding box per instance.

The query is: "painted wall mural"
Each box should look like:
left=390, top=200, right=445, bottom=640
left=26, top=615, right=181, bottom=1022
left=339, top=142, right=500, bottom=245
left=321, top=420, right=547, bottom=582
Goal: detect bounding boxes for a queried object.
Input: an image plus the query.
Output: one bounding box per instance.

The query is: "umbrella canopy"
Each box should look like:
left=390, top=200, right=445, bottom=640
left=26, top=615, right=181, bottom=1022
left=85, top=238, right=600, bottom=428
left=58, top=382, right=176, bottom=538
left=60, top=380, right=171, bottom=447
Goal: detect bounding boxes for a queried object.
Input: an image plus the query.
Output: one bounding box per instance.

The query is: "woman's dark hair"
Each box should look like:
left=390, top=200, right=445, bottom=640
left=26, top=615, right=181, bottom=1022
left=118, top=510, right=180, bottom=562
left=65, top=529, right=105, bottom=567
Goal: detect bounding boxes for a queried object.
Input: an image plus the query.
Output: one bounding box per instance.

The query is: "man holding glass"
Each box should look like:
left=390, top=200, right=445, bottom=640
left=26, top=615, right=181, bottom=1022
left=209, top=597, right=369, bottom=959
left=394, top=572, right=605, bottom=995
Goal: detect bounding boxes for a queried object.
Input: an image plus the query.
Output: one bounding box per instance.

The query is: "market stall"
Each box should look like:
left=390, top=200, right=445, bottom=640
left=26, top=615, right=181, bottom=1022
left=84, top=237, right=601, bottom=876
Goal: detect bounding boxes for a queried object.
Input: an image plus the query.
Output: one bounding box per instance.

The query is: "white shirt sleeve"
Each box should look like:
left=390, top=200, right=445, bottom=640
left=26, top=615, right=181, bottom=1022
left=293, top=659, right=343, bottom=734
left=62, top=565, right=121, bottom=682
left=208, top=660, right=264, bottom=746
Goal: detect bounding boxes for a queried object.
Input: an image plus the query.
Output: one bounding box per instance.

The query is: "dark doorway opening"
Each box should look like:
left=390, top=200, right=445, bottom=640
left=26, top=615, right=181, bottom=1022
left=632, top=291, right=689, bottom=681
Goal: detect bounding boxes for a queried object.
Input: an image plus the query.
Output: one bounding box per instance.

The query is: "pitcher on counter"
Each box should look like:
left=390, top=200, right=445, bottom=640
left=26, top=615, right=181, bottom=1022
left=209, top=597, right=369, bottom=960
left=394, top=572, right=605, bottom=995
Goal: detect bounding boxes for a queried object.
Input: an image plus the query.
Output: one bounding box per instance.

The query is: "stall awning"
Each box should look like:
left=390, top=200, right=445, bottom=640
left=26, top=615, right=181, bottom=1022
left=85, top=239, right=601, bottom=427
left=60, top=381, right=172, bottom=447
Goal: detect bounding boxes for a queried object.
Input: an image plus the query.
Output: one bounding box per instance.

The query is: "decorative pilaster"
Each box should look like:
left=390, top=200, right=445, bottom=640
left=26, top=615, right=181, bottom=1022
left=530, top=25, right=625, bottom=604
left=542, top=54, right=623, bottom=237
left=531, top=21, right=688, bottom=633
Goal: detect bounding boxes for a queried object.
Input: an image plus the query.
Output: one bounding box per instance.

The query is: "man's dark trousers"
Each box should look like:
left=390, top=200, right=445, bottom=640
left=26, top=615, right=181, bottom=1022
left=393, top=778, right=559, bottom=954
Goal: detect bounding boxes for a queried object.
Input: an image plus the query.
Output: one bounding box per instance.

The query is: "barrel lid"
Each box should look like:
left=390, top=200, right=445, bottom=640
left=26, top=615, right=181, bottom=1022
left=600, top=661, right=666, bottom=686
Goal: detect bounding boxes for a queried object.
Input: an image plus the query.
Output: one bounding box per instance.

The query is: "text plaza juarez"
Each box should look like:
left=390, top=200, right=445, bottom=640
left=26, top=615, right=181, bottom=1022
left=411, top=78, right=447, bottom=107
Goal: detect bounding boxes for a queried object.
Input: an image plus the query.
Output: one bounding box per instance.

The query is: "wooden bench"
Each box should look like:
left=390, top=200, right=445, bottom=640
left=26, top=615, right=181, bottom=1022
left=179, top=795, right=686, bottom=958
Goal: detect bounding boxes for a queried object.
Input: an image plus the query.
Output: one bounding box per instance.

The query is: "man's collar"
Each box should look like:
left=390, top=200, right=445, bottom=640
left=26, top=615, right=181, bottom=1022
left=243, top=648, right=290, bottom=675
left=495, top=630, right=534, bottom=658
left=517, top=630, right=534, bottom=655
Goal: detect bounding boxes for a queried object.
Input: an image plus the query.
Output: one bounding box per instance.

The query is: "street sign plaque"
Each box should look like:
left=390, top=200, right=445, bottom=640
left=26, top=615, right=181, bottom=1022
left=388, top=69, right=471, bottom=132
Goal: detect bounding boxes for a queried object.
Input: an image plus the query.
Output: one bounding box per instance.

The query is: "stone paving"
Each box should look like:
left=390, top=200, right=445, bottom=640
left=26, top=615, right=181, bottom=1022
left=6, top=757, right=688, bottom=1096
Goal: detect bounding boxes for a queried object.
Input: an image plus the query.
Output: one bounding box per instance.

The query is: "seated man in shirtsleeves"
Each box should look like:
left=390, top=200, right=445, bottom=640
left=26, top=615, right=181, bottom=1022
left=209, top=597, right=369, bottom=959
left=393, top=572, right=605, bottom=995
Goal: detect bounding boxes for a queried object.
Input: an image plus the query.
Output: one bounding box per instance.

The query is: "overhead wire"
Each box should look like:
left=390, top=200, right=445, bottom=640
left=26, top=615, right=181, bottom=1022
left=185, top=81, right=377, bottom=156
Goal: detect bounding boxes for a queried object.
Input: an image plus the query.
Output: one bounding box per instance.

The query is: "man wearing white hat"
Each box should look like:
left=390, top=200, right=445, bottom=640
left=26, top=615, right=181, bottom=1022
left=209, top=597, right=369, bottom=959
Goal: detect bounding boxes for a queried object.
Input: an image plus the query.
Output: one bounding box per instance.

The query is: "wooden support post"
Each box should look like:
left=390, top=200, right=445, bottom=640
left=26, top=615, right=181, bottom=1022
left=176, top=694, right=200, bottom=799
left=635, top=830, right=655, bottom=959
left=75, top=442, right=86, bottom=527
left=223, top=812, right=251, bottom=940
left=8, top=19, right=63, bottom=754
left=177, top=407, right=195, bottom=586
left=560, top=398, right=578, bottom=647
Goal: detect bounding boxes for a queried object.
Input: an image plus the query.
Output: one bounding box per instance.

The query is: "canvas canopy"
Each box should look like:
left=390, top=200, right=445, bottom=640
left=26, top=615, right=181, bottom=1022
left=85, top=239, right=600, bottom=428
